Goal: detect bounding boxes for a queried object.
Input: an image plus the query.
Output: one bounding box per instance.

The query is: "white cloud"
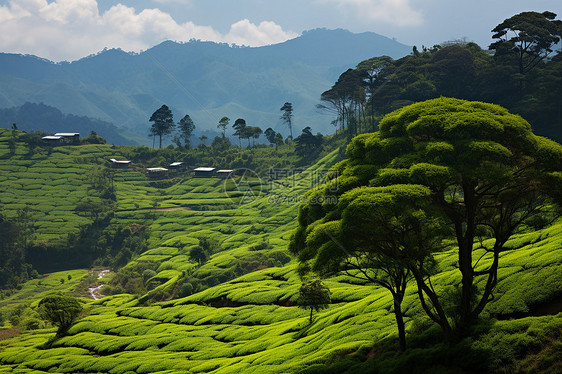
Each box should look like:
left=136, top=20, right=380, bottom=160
left=225, top=19, right=299, bottom=47
left=319, top=0, right=423, bottom=27
left=0, top=0, right=298, bottom=61
left=40, top=0, right=100, bottom=24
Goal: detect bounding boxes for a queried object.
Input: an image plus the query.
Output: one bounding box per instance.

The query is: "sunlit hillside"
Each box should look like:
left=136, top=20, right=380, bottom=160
left=0, top=129, right=561, bottom=373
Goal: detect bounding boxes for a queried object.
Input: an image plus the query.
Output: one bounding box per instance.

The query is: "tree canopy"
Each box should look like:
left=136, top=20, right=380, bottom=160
left=294, top=127, right=323, bottom=160
left=316, top=12, right=562, bottom=141
left=280, top=102, right=294, bottom=139
left=233, top=118, right=247, bottom=146
left=175, top=114, right=196, bottom=149
left=217, top=116, right=230, bottom=137
left=490, top=11, right=562, bottom=75
left=149, top=105, right=175, bottom=148
left=38, top=294, right=83, bottom=337
left=297, top=280, right=331, bottom=324
left=290, top=97, right=562, bottom=342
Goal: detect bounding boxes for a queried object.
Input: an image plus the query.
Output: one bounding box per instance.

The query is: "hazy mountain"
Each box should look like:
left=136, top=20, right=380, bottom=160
left=0, top=102, right=135, bottom=145
left=0, top=29, right=411, bottom=144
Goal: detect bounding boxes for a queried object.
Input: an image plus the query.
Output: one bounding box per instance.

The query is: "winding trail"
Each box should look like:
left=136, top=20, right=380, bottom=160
left=116, top=206, right=191, bottom=212
left=88, top=269, right=110, bottom=300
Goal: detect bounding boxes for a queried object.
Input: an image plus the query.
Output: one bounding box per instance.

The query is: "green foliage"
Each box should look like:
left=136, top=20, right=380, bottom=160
left=38, top=294, right=83, bottom=336
left=175, top=114, right=196, bottom=149
left=80, top=131, right=106, bottom=145
left=189, top=246, right=207, bottom=265
left=297, top=280, right=331, bottom=323
left=293, top=97, right=562, bottom=342
left=149, top=105, right=175, bottom=148
left=1, top=90, right=562, bottom=373
left=490, top=11, right=562, bottom=75
left=321, top=25, right=562, bottom=142
left=295, top=127, right=323, bottom=161
left=0, top=209, right=39, bottom=289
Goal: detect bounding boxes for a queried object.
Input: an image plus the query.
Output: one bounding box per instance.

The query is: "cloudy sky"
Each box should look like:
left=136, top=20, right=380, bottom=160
left=1, top=0, right=561, bottom=62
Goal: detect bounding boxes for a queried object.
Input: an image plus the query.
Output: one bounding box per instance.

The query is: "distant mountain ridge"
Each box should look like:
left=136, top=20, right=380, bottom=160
left=0, top=102, right=135, bottom=145
left=0, top=29, right=412, bottom=144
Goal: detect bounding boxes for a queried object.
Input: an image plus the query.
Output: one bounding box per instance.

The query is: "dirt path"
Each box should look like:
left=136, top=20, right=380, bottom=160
left=88, top=269, right=110, bottom=300
left=117, top=206, right=191, bottom=212
left=152, top=207, right=191, bottom=211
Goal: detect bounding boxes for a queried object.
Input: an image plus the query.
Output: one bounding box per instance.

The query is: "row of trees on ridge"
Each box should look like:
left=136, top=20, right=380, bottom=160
left=148, top=102, right=297, bottom=149
left=318, top=11, right=562, bottom=141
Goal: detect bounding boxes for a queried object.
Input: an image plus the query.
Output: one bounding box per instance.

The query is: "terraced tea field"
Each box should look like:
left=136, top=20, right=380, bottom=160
left=1, top=129, right=561, bottom=373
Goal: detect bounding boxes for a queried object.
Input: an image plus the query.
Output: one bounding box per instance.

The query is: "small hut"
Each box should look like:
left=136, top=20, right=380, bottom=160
left=147, top=167, right=169, bottom=180
left=109, top=158, right=131, bottom=168
left=193, top=167, right=216, bottom=178
left=216, top=169, right=234, bottom=179
left=169, top=162, right=185, bottom=172
left=54, top=133, right=80, bottom=145
left=42, top=135, right=63, bottom=144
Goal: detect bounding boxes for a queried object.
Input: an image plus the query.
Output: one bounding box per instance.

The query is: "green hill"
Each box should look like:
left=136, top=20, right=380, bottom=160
left=0, top=129, right=561, bottom=373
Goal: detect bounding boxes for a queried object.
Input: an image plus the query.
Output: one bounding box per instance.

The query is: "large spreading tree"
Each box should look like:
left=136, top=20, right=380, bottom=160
left=490, top=11, right=562, bottom=75
left=290, top=97, right=562, bottom=343
left=38, top=294, right=83, bottom=337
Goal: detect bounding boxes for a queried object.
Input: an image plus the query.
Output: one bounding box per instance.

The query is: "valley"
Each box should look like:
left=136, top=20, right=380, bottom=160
left=0, top=126, right=561, bottom=373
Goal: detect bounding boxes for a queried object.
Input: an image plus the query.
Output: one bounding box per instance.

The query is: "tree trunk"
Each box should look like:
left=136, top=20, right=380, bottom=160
left=457, top=184, right=477, bottom=337
left=159, top=135, right=162, bottom=149
left=309, top=308, right=313, bottom=324
left=289, top=119, right=293, bottom=140
left=411, top=267, right=453, bottom=344
left=393, top=296, right=406, bottom=352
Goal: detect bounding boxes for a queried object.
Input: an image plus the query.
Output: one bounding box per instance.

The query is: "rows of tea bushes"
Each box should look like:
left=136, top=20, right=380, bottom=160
left=1, top=128, right=561, bottom=373
left=0, top=222, right=561, bottom=372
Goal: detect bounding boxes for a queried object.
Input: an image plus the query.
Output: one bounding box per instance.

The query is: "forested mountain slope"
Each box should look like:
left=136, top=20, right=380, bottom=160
left=0, top=29, right=411, bottom=140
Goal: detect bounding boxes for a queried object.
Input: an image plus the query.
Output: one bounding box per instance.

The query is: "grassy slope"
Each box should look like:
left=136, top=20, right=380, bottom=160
left=0, top=129, right=561, bottom=373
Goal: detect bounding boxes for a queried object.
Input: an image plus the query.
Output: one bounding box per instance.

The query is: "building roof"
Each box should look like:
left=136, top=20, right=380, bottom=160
left=54, top=133, right=80, bottom=137
left=169, top=162, right=183, bottom=167
left=110, top=158, right=131, bottom=164
left=193, top=167, right=216, bottom=172
left=216, top=169, right=234, bottom=173
left=42, top=136, right=62, bottom=140
left=147, top=167, right=168, bottom=172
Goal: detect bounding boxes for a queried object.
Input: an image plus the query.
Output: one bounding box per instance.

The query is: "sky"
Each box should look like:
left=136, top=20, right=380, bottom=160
left=0, top=0, right=561, bottom=62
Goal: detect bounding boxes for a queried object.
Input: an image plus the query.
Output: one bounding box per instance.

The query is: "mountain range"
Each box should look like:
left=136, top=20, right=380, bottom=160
left=0, top=28, right=412, bottom=144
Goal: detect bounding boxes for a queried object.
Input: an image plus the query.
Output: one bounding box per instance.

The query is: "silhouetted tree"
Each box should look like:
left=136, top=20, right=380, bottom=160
left=274, top=133, right=284, bottom=151
left=233, top=118, right=246, bottom=146
left=490, top=11, right=562, bottom=75
left=175, top=114, right=195, bottom=148
left=294, top=127, right=322, bottom=159
left=149, top=105, right=175, bottom=148
left=264, top=127, right=276, bottom=145
left=217, top=116, right=230, bottom=137
left=280, top=102, right=293, bottom=139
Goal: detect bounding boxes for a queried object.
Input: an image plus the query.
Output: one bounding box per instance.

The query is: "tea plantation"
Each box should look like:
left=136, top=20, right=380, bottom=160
left=0, top=129, right=561, bottom=373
